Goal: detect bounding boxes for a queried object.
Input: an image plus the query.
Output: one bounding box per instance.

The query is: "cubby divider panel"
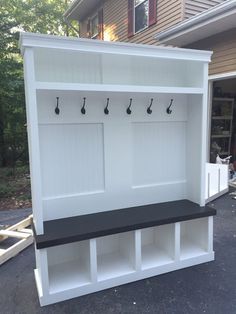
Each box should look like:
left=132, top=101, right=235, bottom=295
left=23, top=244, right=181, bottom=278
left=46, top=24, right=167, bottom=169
left=180, top=218, right=209, bottom=260
left=141, top=224, right=175, bottom=270
left=47, top=240, right=91, bottom=293
left=96, top=231, right=136, bottom=281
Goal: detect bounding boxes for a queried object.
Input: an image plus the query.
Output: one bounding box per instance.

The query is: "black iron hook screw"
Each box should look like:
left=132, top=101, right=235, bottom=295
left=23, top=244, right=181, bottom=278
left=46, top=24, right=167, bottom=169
left=55, top=97, right=60, bottom=115
left=104, top=98, right=109, bottom=115
left=147, top=98, right=153, bottom=114
left=81, top=97, right=86, bottom=115
left=166, top=99, right=173, bottom=114
left=127, top=98, right=132, bottom=115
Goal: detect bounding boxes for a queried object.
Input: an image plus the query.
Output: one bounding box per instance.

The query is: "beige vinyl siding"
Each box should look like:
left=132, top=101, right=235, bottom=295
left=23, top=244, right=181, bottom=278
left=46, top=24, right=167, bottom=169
left=79, top=0, right=182, bottom=44
left=103, top=0, right=127, bottom=42
left=128, top=0, right=182, bottom=45
left=184, top=0, right=225, bottom=19
left=187, top=28, right=236, bottom=76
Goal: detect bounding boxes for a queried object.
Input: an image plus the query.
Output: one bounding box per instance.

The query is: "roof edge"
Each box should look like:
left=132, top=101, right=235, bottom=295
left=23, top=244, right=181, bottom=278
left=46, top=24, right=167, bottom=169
left=64, top=0, right=82, bottom=19
left=155, top=0, right=236, bottom=43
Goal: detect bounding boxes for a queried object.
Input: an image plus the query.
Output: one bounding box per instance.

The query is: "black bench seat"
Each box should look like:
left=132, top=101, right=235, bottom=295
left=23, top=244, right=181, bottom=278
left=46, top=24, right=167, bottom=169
left=33, top=199, right=216, bottom=249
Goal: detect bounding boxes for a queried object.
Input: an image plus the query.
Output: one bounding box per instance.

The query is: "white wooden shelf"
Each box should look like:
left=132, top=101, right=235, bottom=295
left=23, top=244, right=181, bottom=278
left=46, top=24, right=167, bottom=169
left=141, top=225, right=175, bottom=270
left=96, top=232, right=136, bottom=281
left=49, top=260, right=91, bottom=294
left=212, top=116, right=232, bottom=120
left=210, top=97, right=234, bottom=160
left=35, top=82, right=204, bottom=95
left=180, top=239, right=207, bottom=260
left=211, top=134, right=231, bottom=138
left=213, top=97, right=235, bottom=101
left=142, top=245, right=174, bottom=269
left=97, top=252, right=135, bottom=281
left=47, top=240, right=91, bottom=294
left=180, top=219, right=208, bottom=260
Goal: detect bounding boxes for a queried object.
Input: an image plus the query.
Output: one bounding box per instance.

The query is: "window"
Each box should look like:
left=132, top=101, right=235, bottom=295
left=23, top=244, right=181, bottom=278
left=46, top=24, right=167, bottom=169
left=91, top=14, right=99, bottom=38
left=87, top=9, right=104, bottom=40
left=128, top=0, right=157, bottom=37
left=134, top=0, right=149, bottom=33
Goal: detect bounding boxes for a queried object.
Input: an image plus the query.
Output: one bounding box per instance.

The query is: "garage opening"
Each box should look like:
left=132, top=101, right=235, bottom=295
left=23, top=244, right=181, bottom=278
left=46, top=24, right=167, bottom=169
left=210, top=78, right=236, bottom=180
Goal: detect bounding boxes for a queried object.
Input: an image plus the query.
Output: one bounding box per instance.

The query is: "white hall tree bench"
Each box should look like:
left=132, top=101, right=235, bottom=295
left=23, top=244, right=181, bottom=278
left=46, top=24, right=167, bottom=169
left=20, top=33, right=215, bottom=306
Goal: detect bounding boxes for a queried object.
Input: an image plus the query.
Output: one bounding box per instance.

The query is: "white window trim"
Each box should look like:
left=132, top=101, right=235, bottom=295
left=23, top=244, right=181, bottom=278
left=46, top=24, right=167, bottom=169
left=90, top=13, right=99, bottom=39
left=134, top=0, right=149, bottom=34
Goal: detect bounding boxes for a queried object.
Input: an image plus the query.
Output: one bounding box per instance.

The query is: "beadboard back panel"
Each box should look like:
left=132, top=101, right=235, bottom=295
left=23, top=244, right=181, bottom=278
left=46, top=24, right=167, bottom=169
left=36, top=91, right=195, bottom=220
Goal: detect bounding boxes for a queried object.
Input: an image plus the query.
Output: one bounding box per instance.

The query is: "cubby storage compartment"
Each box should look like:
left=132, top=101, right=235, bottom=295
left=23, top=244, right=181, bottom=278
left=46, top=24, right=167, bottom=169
left=47, top=240, right=91, bottom=293
left=141, top=224, right=175, bottom=269
left=96, top=231, right=136, bottom=281
left=180, top=218, right=209, bottom=260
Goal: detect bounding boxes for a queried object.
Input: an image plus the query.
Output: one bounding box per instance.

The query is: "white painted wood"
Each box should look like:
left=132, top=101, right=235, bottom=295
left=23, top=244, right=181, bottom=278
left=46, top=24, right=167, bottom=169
left=19, top=32, right=212, bottom=62
left=186, top=95, right=203, bottom=204
left=23, top=49, right=44, bottom=234
left=200, top=63, right=210, bottom=206
left=47, top=241, right=91, bottom=293
left=208, top=216, right=213, bottom=253
left=205, top=163, right=229, bottom=202
left=36, top=249, right=50, bottom=296
left=34, top=269, right=43, bottom=298
left=35, top=251, right=214, bottom=306
left=39, top=123, right=105, bottom=198
left=175, top=222, right=181, bottom=261
left=36, top=82, right=204, bottom=94
left=20, top=33, right=213, bottom=306
left=135, top=230, right=142, bottom=271
left=141, top=225, right=175, bottom=270
left=180, top=218, right=209, bottom=260
left=35, top=50, right=101, bottom=84
left=38, top=92, right=191, bottom=220
left=96, top=232, right=136, bottom=281
left=90, top=239, right=97, bottom=283
left=132, top=121, right=186, bottom=187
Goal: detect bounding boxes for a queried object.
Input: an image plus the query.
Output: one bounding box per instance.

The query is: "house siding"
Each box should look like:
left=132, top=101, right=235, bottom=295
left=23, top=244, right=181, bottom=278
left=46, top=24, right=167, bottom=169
left=79, top=0, right=183, bottom=44
left=187, top=28, right=236, bottom=76
left=184, top=0, right=225, bottom=19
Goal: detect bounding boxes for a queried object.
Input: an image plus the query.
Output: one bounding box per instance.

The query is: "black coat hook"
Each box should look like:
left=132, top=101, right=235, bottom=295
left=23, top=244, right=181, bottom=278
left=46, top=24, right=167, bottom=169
left=104, top=98, right=109, bottom=115
left=127, top=98, right=132, bottom=115
left=81, top=97, right=86, bottom=115
left=55, top=97, right=60, bottom=115
left=166, top=99, right=173, bottom=114
left=147, top=98, right=153, bottom=114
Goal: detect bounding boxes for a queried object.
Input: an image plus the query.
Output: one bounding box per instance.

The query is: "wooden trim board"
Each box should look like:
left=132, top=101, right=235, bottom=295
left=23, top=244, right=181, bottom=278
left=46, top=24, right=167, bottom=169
left=0, top=215, right=33, bottom=266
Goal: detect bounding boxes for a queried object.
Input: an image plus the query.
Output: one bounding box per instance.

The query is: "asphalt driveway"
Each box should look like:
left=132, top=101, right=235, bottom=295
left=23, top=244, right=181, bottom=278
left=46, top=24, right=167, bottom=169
left=0, top=191, right=236, bottom=314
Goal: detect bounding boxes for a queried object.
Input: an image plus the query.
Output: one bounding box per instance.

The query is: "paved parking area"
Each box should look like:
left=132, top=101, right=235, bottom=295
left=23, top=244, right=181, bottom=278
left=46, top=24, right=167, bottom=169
left=0, top=191, right=236, bottom=314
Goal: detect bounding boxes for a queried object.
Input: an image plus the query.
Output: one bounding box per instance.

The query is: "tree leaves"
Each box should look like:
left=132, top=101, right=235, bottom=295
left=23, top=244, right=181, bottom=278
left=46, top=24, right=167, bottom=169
left=0, top=0, right=77, bottom=167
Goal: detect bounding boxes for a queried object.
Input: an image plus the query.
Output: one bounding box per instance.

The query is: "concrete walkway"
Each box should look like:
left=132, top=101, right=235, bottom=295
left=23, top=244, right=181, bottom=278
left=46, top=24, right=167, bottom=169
left=0, top=191, right=236, bottom=314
